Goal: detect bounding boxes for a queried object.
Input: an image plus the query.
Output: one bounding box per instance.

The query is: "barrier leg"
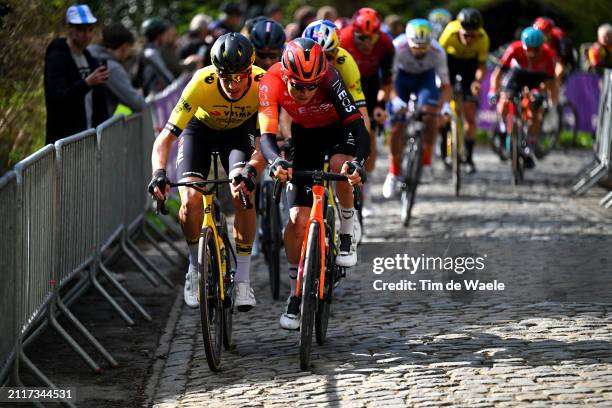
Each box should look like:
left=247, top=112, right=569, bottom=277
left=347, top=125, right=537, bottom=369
left=89, top=266, right=135, bottom=326
left=120, top=239, right=160, bottom=287
left=146, top=219, right=187, bottom=261
left=126, top=236, right=174, bottom=288
left=99, top=262, right=152, bottom=322
left=20, top=350, right=77, bottom=408
left=47, top=300, right=102, bottom=373
left=56, top=296, right=119, bottom=368
left=142, top=226, right=177, bottom=266
left=599, top=190, right=612, bottom=207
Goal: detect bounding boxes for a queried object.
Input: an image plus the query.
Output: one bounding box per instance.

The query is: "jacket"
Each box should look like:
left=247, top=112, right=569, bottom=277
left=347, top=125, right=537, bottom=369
left=44, top=38, right=109, bottom=144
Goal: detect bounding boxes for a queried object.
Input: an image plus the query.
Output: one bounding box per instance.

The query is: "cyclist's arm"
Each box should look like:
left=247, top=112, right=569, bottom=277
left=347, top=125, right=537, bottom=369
left=258, top=75, right=281, bottom=164
left=544, top=78, right=558, bottom=105
left=166, top=70, right=207, bottom=133
left=379, top=39, right=396, bottom=87
left=489, top=66, right=503, bottom=94
left=151, top=128, right=177, bottom=173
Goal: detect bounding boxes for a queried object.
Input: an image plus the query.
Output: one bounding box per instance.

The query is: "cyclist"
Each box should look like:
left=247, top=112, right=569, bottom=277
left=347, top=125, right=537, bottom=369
left=250, top=19, right=286, bottom=71
left=533, top=17, right=574, bottom=78
left=488, top=27, right=558, bottom=169
left=438, top=8, right=489, bottom=174
left=258, top=38, right=369, bottom=329
left=428, top=8, right=452, bottom=40
left=339, top=8, right=395, bottom=190
left=383, top=19, right=451, bottom=197
left=148, top=33, right=266, bottom=311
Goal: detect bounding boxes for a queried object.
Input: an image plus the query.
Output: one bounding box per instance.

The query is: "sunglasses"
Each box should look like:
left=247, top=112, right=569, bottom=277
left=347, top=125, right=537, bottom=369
left=460, top=30, right=478, bottom=39
left=355, top=32, right=379, bottom=43
left=257, top=51, right=281, bottom=60
left=218, top=71, right=250, bottom=83
left=289, top=81, right=319, bottom=91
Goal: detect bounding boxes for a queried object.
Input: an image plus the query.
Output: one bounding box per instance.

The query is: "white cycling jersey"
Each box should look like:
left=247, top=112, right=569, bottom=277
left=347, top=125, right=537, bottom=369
left=392, top=35, right=450, bottom=84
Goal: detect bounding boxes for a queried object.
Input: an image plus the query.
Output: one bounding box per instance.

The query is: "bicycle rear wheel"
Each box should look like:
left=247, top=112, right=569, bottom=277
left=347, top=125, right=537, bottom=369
left=451, top=115, right=462, bottom=197
left=198, top=226, right=224, bottom=371
left=536, top=104, right=560, bottom=158
left=262, top=181, right=281, bottom=300
left=510, top=118, right=524, bottom=185
left=316, top=206, right=336, bottom=345
left=300, top=221, right=320, bottom=371
left=400, top=134, right=423, bottom=227
left=220, top=233, right=234, bottom=350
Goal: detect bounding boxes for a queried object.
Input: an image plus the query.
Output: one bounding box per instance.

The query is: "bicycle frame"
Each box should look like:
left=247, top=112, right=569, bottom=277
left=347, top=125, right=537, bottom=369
left=200, top=192, right=228, bottom=302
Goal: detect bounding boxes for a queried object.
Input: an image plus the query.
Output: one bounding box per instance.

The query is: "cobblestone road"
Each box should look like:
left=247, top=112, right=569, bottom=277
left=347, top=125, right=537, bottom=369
left=146, top=147, right=612, bottom=407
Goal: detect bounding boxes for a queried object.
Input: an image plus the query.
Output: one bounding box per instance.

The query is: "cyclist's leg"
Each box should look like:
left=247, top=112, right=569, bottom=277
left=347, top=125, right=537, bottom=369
left=176, top=118, right=213, bottom=307
left=415, top=69, right=441, bottom=172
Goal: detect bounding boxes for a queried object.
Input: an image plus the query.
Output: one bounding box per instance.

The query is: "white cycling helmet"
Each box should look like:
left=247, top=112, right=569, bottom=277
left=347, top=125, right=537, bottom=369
left=405, top=19, right=433, bottom=47
left=66, top=4, right=97, bottom=25
left=302, top=19, right=340, bottom=53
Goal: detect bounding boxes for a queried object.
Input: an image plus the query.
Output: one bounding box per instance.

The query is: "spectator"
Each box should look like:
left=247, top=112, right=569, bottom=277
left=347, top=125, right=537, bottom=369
left=588, top=23, right=612, bottom=72
left=44, top=4, right=109, bottom=144
left=159, top=22, right=183, bottom=77
left=285, top=6, right=316, bottom=40
left=264, top=4, right=283, bottom=23
left=177, top=13, right=213, bottom=69
left=137, top=17, right=175, bottom=96
left=316, top=6, right=338, bottom=22
left=210, top=3, right=244, bottom=40
left=88, top=23, right=145, bottom=115
left=383, top=14, right=404, bottom=39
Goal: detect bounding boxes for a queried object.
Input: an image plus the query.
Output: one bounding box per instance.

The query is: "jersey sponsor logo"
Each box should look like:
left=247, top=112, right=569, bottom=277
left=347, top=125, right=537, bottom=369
left=332, top=79, right=357, bottom=113
left=175, top=97, right=192, bottom=114
left=210, top=110, right=222, bottom=116
left=336, top=56, right=346, bottom=64
left=204, top=73, right=215, bottom=84
left=296, top=103, right=334, bottom=115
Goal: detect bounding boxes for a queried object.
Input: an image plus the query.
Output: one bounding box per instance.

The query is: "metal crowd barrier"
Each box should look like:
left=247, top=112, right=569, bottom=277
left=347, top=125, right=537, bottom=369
left=572, top=69, right=612, bottom=197
left=0, top=172, right=17, bottom=384
left=0, top=108, right=183, bottom=403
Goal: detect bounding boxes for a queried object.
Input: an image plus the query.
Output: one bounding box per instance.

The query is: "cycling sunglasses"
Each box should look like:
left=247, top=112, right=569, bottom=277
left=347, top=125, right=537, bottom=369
left=289, top=81, right=319, bottom=91
left=218, top=71, right=250, bottom=83
left=355, top=32, right=379, bottom=43
left=460, top=30, right=479, bottom=39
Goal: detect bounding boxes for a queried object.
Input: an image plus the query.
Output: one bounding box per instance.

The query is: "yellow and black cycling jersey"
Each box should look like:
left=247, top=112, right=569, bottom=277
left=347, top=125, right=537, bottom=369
left=331, top=47, right=367, bottom=109
left=166, top=65, right=266, bottom=134
left=438, top=20, right=489, bottom=63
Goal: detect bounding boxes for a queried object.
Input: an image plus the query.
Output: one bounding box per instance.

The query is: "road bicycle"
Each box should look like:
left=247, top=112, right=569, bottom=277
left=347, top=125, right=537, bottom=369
left=155, top=150, right=251, bottom=371
left=444, top=75, right=466, bottom=197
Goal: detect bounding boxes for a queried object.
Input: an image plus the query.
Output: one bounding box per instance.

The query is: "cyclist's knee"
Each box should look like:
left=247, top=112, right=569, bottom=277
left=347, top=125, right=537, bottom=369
left=179, top=191, right=203, bottom=223
left=330, top=154, right=351, bottom=172
left=288, top=207, right=309, bottom=235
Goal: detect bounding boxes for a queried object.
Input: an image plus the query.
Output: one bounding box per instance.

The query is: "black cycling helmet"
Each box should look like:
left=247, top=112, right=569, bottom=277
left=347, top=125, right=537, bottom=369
left=251, top=19, right=286, bottom=50
left=211, top=32, right=255, bottom=74
left=457, top=8, right=483, bottom=31
left=141, top=17, right=169, bottom=41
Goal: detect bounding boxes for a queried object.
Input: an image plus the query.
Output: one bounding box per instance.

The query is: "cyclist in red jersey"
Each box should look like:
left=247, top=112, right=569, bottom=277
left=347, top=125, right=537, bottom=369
left=533, top=17, right=573, bottom=78
left=488, top=27, right=559, bottom=168
left=259, top=38, right=369, bottom=330
left=339, top=8, right=395, bottom=209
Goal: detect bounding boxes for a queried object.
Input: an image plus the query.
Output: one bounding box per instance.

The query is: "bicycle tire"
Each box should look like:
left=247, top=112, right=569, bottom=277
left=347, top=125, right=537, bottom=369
left=510, top=118, right=524, bottom=185
left=316, top=205, right=336, bottom=345
left=536, top=104, right=560, bottom=158
left=300, top=221, right=320, bottom=371
left=400, top=133, right=423, bottom=227
left=263, top=182, right=281, bottom=300
left=221, top=230, right=234, bottom=351
left=489, top=120, right=509, bottom=161
left=198, top=226, right=224, bottom=371
left=353, top=187, right=363, bottom=245
left=451, top=114, right=462, bottom=197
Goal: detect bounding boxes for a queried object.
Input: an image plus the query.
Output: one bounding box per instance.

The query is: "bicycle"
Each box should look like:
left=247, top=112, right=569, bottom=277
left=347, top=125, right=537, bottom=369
left=398, top=95, right=437, bottom=227
left=275, top=168, right=349, bottom=370
left=505, top=91, right=532, bottom=185
left=155, top=150, right=251, bottom=372
left=445, top=75, right=466, bottom=197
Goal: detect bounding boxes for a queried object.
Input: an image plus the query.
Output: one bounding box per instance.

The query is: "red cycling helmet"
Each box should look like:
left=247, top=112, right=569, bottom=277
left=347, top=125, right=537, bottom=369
left=352, top=8, right=381, bottom=36
left=533, top=17, right=555, bottom=35
left=281, top=38, right=328, bottom=83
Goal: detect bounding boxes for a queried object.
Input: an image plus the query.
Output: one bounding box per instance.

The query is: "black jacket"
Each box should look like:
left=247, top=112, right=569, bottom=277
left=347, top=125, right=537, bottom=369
left=44, top=38, right=109, bottom=144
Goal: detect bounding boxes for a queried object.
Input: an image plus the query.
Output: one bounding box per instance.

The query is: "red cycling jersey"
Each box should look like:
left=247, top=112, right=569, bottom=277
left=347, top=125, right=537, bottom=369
left=500, top=41, right=557, bottom=78
left=339, top=25, right=395, bottom=82
left=258, top=62, right=362, bottom=134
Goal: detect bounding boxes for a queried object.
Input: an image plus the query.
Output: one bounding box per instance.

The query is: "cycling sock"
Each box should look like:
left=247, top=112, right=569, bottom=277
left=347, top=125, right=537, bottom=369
left=339, top=205, right=355, bottom=236
left=289, top=263, right=298, bottom=296
left=187, top=241, right=198, bottom=269
left=422, top=144, right=433, bottom=166
left=235, top=243, right=252, bottom=283
left=465, top=140, right=475, bottom=163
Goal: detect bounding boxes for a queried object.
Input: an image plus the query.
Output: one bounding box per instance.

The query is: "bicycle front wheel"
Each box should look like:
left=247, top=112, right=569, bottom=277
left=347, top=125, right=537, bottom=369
left=262, top=181, right=281, bottom=300
left=400, top=135, right=423, bottom=227
left=300, top=221, right=320, bottom=371
left=316, top=206, right=336, bottom=345
left=510, top=118, right=524, bottom=186
left=451, top=114, right=462, bottom=197
left=198, top=226, right=224, bottom=371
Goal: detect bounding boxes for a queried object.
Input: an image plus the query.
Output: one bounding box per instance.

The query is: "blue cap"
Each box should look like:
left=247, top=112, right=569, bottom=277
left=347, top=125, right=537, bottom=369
left=66, top=5, right=97, bottom=25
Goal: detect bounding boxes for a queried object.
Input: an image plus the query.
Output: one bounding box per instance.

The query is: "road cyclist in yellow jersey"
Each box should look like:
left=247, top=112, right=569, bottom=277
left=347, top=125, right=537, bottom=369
left=438, top=8, right=489, bottom=173
left=148, top=33, right=266, bottom=311
left=302, top=19, right=372, bottom=234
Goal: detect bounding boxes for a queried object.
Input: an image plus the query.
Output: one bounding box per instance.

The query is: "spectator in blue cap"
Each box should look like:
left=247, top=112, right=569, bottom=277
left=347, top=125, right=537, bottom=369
left=44, top=4, right=109, bottom=144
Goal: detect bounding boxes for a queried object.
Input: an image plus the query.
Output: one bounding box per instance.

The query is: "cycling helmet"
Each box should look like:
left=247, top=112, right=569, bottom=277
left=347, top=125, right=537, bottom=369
left=533, top=17, right=555, bottom=35
left=428, top=8, right=451, bottom=25
left=457, top=8, right=483, bottom=31
left=281, top=38, right=327, bottom=83
left=66, top=5, right=97, bottom=25
left=211, top=32, right=255, bottom=74
left=141, top=17, right=169, bottom=41
left=250, top=19, right=286, bottom=50
left=521, top=27, right=544, bottom=48
left=302, top=20, right=339, bottom=53
left=352, top=8, right=381, bottom=36
left=406, top=19, right=433, bottom=47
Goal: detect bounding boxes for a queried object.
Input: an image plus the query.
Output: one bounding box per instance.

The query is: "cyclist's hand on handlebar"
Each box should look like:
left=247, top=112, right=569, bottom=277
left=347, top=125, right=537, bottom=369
left=342, top=160, right=367, bottom=186
left=270, top=158, right=292, bottom=182
left=232, top=164, right=257, bottom=194
left=148, top=169, right=171, bottom=200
